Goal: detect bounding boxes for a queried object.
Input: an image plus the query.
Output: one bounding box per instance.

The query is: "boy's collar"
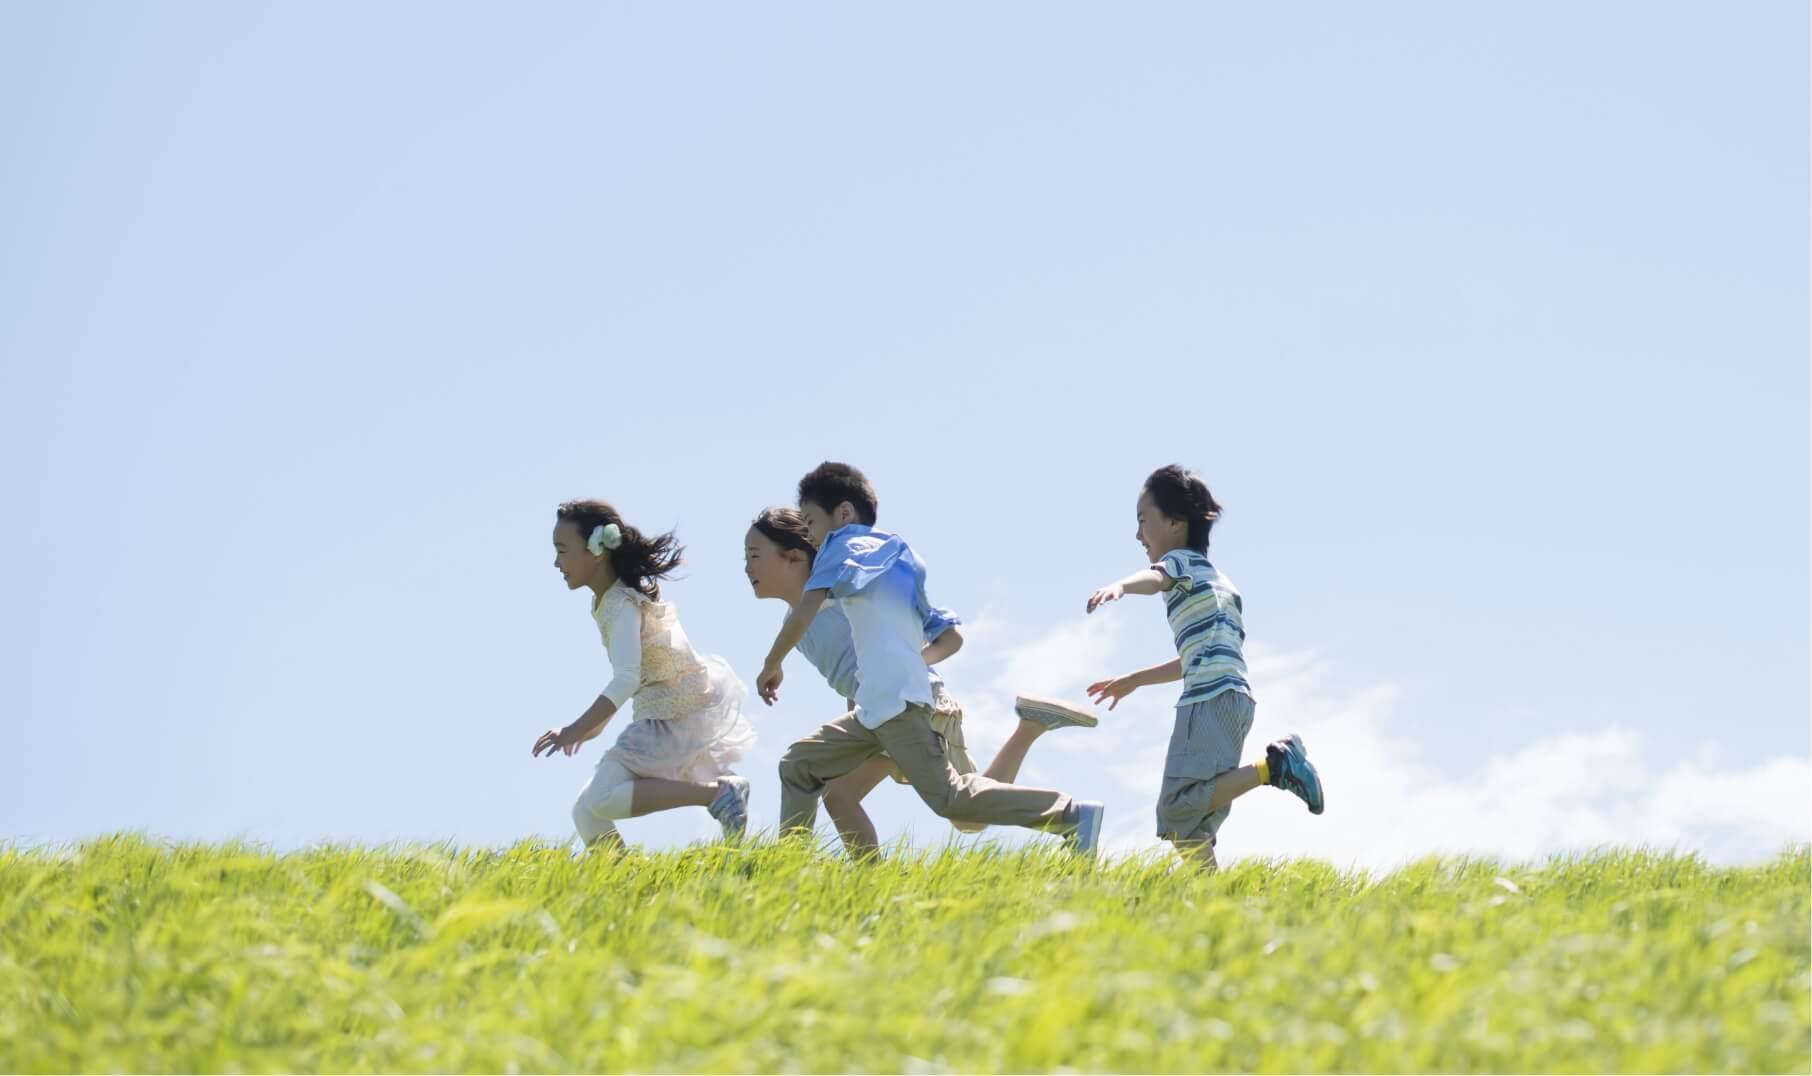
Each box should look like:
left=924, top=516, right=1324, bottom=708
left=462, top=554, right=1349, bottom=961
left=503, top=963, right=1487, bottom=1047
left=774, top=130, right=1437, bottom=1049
left=824, top=522, right=875, bottom=543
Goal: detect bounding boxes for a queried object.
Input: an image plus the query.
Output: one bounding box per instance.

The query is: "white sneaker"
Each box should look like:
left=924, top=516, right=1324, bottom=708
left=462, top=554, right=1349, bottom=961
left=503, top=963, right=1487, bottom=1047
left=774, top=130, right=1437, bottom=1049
left=707, top=776, right=751, bottom=839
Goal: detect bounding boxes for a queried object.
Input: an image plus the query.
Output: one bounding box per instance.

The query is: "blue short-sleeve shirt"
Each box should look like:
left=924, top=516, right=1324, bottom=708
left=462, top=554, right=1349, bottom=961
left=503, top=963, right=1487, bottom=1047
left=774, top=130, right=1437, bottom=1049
left=794, top=601, right=959, bottom=702
left=804, top=524, right=945, bottom=727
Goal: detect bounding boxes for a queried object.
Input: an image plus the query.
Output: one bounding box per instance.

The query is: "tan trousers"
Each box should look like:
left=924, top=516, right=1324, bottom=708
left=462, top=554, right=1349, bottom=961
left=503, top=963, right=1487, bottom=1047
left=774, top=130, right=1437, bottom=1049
left=779, top=703, right=1074, bottom=834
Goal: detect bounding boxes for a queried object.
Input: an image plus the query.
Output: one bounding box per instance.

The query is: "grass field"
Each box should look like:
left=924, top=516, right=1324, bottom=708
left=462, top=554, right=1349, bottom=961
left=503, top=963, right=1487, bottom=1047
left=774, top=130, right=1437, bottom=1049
left=0, top=837, right=1806, bottom=1073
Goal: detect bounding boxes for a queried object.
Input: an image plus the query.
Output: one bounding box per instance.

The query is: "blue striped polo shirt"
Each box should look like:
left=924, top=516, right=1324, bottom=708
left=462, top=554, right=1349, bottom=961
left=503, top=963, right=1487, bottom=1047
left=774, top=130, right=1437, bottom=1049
left=1156, top=549, right=1252, bottom=705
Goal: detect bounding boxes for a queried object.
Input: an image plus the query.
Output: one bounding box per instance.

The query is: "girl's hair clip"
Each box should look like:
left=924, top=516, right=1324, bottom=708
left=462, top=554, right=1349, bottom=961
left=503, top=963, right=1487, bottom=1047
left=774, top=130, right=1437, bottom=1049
left=588, top=522, right=624, bottom=556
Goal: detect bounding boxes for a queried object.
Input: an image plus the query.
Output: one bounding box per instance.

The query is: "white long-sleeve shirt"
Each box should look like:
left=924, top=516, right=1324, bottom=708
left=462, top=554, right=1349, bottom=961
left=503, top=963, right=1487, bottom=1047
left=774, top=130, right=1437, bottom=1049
left=593, top=585, right=644, bottom=709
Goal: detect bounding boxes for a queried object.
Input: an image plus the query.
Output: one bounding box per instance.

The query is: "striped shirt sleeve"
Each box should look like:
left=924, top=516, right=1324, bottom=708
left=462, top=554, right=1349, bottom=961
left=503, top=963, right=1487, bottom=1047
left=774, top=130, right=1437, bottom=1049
left=1157, top=551, right=1198, bottom=593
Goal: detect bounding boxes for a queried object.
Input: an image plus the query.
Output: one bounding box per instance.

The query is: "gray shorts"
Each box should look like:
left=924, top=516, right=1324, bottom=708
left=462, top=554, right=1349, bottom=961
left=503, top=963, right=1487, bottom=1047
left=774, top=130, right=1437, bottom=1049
left=1156, top=691, right=1255, bottom=843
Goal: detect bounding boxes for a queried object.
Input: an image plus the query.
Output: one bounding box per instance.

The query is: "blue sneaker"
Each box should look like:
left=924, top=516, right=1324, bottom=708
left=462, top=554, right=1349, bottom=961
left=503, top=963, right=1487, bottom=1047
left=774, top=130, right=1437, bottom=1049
left=1065, top=800, right=1105, bottom=857
left=1266, top=734, right=1324, bottom=815
left=708, top=776, right=751, bottom=838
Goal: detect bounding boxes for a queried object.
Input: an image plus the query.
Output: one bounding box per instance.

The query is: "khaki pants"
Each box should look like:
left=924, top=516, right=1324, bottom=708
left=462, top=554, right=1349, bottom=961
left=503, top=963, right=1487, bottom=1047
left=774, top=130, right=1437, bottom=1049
left=883, top=681, right=974, bottom=783
left=780, top=703, right=1074, bottom=833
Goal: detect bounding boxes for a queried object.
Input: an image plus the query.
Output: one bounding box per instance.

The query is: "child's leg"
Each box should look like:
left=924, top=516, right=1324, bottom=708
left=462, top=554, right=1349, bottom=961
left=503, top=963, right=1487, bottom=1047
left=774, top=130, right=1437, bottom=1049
left=1157, top=693, right=1259, bottom=858
left=573, top=757, right=637, bottom=847
left=1166, top=760, right=1268, bottom=811
left=629, top=777, right=724, bottom=815
left=1172, top=836, right=1218, bottom=871
left=980, top=719, right=1049, bottom=784
left=575, top=756, right=741, bottom=844
left=1199, top=764, right=1262, bottom=813
left=1165, top=765, right=1263, bottom=871
left=777, top=712, right=887, bottom=834
left=873, top=705, right=1073, bottom=831
left=823, top=756, right=894, bottom=854
left=929, top=707, right=988, bottom=834
left=1174, top=749, right=1323, bottom=825
left=982, top=695, right=1099, bottom=783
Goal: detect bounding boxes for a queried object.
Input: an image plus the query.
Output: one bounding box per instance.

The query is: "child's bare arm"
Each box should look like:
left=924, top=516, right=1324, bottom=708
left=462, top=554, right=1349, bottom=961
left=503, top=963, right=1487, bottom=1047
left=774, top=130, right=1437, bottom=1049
left=1087, top=568, right=1171, bottom=613
left=1136, top=658, right=1185, bottom=685
left=757, top=588, right=830, bottom=704
left=1086, top=658, right=1183, bottom=710
left=922, top=626, right=963, bottom=666
left=533, top=695, right=619, bottom=757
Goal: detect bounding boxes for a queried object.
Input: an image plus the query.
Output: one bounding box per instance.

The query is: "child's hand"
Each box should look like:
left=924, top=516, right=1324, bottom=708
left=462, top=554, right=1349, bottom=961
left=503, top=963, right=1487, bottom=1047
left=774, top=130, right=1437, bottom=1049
left=1086, top=675, right=1138, bottom=710
left=757, top=661, right=784, bottom=706
left=532, top=726, right=576, bottom=758
left=1086, top=583, right=1125, bottom=613
left=565, top=722, right=603, bottom=754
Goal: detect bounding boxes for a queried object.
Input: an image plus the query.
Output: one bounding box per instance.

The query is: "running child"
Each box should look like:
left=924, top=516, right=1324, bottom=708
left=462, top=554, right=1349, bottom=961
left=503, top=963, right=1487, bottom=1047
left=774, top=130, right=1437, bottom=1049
left=744, top=505, right=1096, bottom=854
left=1084, top=465, right=1324, bottom=870
left=534, top=500, right=757, bottom=849
left=756, top=462, right=1105, bottom=854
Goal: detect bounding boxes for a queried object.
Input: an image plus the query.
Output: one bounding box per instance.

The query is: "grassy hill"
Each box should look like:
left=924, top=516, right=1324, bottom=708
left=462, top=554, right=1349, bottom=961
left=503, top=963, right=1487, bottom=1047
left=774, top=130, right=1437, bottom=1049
left=1, top=837, right=1805, bottom=1073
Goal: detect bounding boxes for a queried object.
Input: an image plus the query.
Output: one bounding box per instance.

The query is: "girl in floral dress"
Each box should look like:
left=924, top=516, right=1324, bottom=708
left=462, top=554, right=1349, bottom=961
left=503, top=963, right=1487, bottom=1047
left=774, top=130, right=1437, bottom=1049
left=534, top=499, right=757, bottom=848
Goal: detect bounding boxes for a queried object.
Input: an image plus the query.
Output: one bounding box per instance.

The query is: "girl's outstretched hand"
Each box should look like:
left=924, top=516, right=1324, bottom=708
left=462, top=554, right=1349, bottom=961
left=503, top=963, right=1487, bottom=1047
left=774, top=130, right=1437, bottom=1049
left=1087, top=675, right=1137, bottom=710
left=532, top=727, right=574, bottom=758
left=756, top=661, right=784, bottom=706
left=1086, top=583, right=1125, bottom=613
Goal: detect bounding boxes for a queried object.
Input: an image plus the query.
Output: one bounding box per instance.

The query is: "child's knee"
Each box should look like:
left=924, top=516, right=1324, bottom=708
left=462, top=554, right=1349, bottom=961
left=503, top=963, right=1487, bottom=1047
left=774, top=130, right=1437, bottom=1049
left=575, top=760, right=635, bottom=832
left=914, top=782, right=958, bottom=818
left=572, top=802, right=618, bottom=846
left=572, top=788, right=625, bottom=845
left=777, top=752, right=825, bottom=796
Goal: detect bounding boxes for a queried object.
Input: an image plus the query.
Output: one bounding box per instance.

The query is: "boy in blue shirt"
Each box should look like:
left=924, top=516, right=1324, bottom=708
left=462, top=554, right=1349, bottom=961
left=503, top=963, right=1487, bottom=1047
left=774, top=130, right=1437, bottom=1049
left=757, top=462, right=1105, bottom=854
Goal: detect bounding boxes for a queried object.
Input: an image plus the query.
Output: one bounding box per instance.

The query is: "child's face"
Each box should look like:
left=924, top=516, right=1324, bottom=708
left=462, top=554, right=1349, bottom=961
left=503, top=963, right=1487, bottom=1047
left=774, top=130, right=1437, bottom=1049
left=552, top=521, right=614, bottom=591
left=798, top=499, right=852, bottom=548
left=743, top=526, right=811, bottom=602
left=1135, top=490, right=1188, bottom=562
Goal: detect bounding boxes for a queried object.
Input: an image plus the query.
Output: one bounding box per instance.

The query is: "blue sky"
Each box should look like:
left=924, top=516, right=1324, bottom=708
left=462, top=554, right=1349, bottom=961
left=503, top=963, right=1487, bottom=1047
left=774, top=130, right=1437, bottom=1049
left=3, top=2, right=1806, bottom=866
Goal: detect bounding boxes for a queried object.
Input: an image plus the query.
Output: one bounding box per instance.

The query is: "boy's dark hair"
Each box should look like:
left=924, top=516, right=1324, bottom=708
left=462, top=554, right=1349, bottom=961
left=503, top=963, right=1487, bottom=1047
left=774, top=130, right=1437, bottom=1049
left=1143, top=465, right=1222, bottom=553
left=796, top=461, right=879, bottom=526
left=556, top=499, right=683, bottom=599
left=751, top=506, right=818, bottom=558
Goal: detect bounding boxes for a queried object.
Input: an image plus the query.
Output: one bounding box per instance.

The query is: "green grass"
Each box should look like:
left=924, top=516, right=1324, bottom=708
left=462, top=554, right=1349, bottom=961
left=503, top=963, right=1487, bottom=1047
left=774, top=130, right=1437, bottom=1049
left=1, top=837, right=1806, bottom=1073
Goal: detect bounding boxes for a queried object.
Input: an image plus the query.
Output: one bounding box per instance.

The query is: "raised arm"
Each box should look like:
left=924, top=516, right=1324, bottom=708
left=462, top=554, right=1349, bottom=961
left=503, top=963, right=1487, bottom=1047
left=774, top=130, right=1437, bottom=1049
left=1087, top=567, right=1171, bottom=613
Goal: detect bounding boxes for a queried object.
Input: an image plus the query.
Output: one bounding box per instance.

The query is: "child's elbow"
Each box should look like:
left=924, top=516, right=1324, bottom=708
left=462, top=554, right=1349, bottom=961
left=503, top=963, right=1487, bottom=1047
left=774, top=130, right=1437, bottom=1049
left=940, top=628, right=964, bottom=656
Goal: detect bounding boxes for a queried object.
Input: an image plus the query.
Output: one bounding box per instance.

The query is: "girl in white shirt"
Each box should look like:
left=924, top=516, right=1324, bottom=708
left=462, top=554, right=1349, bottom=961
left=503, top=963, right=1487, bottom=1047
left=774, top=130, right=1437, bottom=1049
left=534, top=499, right=756, bottom=849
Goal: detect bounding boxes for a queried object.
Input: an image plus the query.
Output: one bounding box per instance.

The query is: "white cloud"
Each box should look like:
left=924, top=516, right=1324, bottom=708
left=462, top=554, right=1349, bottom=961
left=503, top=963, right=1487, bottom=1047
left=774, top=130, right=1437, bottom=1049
left=935, top=611, right=1812, bottom=871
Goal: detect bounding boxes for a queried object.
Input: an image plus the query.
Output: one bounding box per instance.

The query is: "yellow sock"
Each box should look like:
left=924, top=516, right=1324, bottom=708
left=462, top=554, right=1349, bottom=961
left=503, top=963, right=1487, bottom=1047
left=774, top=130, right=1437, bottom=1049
left=1254, top=758, right=1269, bottom=785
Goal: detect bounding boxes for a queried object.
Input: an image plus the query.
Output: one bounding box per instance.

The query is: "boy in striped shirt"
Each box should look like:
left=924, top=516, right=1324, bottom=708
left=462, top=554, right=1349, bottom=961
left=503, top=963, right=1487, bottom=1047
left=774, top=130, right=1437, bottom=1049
left=1085, top=465, right=1324, bottom=869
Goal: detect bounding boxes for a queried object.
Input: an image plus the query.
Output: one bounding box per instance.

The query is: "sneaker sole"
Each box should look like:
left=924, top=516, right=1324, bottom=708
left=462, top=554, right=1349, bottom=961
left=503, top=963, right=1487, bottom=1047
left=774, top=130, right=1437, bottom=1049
left=1014, top=695, right=1100, bottom=730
